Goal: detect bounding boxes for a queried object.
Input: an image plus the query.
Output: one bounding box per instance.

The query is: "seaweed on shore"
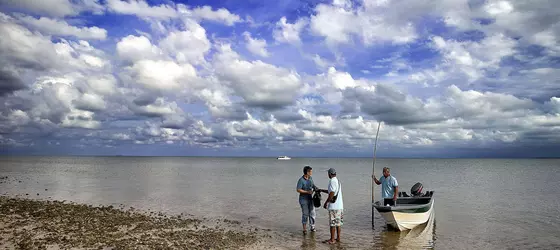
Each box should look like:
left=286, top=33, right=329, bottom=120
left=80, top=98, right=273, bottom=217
left=0, top=196, right=261, bottom=249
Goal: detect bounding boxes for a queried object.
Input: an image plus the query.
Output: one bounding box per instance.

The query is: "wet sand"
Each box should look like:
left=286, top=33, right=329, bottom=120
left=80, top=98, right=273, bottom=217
left=0, top=195, right=276, bottom=249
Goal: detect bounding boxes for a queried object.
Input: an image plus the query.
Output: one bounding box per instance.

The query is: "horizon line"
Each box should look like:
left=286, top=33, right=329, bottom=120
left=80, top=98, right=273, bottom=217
left=1, top=154, right=558, bottom=159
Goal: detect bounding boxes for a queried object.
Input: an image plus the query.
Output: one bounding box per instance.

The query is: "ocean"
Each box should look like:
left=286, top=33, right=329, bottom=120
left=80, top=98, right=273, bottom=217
left=1, top=156, right=559, bottom=249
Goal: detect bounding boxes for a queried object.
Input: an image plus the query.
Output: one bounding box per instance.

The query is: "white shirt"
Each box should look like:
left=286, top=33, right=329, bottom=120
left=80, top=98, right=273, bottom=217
left=327, top=177, right=343, bottom=210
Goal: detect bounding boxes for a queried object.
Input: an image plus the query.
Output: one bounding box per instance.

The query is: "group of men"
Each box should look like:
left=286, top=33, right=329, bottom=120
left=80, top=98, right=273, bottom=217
left=296, top=166, right=398, bottom=245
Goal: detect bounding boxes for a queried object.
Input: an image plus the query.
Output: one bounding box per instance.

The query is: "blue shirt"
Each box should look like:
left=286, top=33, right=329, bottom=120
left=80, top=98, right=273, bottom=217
left=297, top=175, right=317, bottom=202
left=380, top=175, right=398, bottom=199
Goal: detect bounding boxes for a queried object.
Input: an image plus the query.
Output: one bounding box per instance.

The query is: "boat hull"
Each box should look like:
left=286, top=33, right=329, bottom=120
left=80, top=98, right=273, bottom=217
left=373, top=194, right=435, bottom=232
left=377, top=200, right=434, bottom=231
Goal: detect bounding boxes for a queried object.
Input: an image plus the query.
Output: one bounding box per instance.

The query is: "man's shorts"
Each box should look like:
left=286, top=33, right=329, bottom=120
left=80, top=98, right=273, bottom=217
left=384, top=198, right=395, bottom=206
left=328, top=209, right=343, bottom=227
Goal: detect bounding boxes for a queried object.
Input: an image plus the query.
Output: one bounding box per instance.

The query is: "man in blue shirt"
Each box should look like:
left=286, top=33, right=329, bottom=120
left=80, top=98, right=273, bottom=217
left=297, top=165, right=327, bottom=234
left=373, top=167, right=399, bottom=206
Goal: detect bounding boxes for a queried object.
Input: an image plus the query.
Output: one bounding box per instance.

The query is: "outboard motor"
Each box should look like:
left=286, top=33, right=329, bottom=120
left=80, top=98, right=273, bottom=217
left=411, top=182, right=423, bottom=196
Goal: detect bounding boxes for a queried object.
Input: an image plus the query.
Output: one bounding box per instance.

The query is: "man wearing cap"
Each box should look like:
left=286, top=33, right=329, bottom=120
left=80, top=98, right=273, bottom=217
left=323, top=168, right=343, bottom=244
left=373, top=167, right=399, bottom=206
left=296, top=165, right=327, bottom=234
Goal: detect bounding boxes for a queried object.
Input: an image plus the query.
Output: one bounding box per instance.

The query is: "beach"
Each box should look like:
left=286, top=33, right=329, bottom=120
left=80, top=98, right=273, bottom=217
left=0, top=195, right=277, bottom=250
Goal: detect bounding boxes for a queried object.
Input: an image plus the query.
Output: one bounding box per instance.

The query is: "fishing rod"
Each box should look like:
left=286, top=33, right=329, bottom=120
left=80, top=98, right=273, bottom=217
left=372, top=121, right=381, bottom=228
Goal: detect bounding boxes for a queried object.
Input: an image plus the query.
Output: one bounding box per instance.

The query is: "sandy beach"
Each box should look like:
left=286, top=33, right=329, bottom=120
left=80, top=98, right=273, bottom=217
left=0, top=195, right=277, bottom=250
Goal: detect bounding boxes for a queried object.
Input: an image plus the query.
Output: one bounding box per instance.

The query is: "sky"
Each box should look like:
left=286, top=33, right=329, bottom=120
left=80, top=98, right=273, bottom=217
left=0, top=0, right=559, bottom=158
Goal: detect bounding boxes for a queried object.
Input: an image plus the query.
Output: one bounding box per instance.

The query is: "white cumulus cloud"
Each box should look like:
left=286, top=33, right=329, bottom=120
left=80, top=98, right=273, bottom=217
left=213, top=44, right=302, bottom=110
left=159, top=20, right=211, bottom=64
left=17, top=15, right=107, bottom=40
left=273, top=17, right=307, bottom=45
left=125, top=60, right=197, bottom=91
left=243, top=32, right=269, bottom=57
left=106, top=0, right=177, bottom=19
left=116, top=35, right=162, bottom=63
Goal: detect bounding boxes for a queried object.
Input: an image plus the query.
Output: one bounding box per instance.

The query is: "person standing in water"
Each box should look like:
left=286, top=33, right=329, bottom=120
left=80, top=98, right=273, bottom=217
left=323, top=168, right=343, bottom=244
left=296, top=165, right=327, bottom=234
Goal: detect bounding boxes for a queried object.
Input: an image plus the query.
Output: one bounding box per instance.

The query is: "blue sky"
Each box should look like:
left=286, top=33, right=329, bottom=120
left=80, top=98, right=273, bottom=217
left=0, top=0, right=559, bottom=157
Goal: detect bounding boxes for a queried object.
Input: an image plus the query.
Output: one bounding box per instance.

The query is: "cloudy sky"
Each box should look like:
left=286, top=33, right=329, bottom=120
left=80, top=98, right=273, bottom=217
left=0, top=0, right=559, bottom=157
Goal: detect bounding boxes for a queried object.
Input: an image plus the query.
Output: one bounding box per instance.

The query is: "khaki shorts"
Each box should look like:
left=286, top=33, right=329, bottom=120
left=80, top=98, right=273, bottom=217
left=328, top=209, right=343, bottom=227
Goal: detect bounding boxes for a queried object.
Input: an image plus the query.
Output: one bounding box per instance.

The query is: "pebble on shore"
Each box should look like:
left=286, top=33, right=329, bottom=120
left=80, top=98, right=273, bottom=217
left=0, top=196, right=265, bottom=249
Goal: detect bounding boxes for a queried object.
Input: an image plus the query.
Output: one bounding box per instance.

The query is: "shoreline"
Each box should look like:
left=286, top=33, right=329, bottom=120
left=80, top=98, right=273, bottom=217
left=0, top=195, right=279, bottom=250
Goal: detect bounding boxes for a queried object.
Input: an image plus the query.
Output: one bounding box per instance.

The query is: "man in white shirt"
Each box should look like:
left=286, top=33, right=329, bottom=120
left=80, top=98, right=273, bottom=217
left=323, top=168, right=343, bottom=244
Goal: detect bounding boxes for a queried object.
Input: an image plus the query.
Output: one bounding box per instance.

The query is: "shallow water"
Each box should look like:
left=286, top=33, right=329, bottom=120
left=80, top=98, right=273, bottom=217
left=1, top=156, right=560, bottom=249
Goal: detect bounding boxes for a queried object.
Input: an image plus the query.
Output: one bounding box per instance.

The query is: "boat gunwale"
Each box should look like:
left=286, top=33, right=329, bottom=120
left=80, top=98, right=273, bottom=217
left=372, top=195, right=434, bottom=212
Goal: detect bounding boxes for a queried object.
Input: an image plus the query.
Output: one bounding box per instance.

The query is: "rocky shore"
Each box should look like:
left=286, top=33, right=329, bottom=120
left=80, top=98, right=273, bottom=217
left=0, top=195, right=274, bottom=249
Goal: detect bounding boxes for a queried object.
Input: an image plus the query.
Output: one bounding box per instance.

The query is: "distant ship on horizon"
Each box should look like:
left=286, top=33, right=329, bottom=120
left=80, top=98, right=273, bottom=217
left=277, top=156, right=291, bottom=160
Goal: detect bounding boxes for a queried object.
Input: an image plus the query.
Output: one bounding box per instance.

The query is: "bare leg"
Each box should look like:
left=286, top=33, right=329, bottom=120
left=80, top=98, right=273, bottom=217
left=336, top=226, right=341, bottom=242
left=325, top=210, right=336, bottom=244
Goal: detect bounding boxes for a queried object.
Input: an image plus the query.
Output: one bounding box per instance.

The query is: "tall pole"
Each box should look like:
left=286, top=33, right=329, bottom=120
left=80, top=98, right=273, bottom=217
left=372, top=121, right=381, bottom=228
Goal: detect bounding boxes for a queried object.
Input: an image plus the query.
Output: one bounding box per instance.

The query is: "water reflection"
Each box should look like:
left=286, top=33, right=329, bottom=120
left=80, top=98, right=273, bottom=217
left=300, top=232, right=317, bottom=249
left=298, top=231, right=351, bottom=250
left=294, top=219, right=436, bottom=250
left=376, top=213, right=436, bottom=249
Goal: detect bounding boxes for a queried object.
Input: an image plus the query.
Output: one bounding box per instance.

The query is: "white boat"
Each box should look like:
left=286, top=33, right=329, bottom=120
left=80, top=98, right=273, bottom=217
left=373, top=189, right=435, bottom=231
left=369, top=122, right=435, bottom=232
left=276, top=156, right=291, bottom=160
